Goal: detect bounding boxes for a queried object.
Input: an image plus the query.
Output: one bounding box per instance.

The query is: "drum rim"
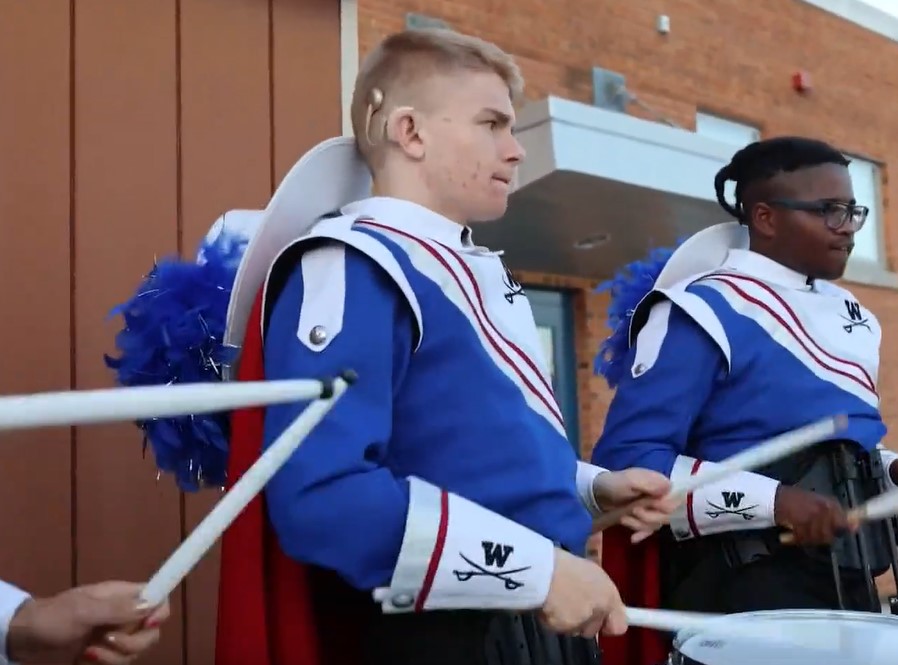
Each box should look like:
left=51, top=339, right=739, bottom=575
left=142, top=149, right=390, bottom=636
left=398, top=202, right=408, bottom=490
left=672, top=608, right=898, bottom=651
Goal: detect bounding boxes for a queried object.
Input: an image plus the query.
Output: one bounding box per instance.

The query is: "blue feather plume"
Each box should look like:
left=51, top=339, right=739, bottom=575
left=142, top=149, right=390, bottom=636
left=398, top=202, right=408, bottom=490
left=104, top=231, right=248, bottom=492
left=593, top=238, right=686, bottom=388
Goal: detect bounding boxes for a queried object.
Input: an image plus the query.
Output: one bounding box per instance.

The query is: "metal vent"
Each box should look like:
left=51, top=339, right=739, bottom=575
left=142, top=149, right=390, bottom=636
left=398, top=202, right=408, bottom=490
left=591, top=67, right=629, bottom=113
left=405, top=13, right=450, bottom=30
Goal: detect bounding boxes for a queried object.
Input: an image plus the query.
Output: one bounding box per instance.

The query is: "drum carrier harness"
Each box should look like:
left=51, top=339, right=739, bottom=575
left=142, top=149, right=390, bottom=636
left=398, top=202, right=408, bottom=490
left=664, top=440, right=898, bottom=614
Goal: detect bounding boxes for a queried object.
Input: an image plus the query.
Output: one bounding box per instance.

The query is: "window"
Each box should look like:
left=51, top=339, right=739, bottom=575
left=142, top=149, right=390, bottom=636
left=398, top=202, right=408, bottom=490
left=846, top=155, right=884, bottom=266
left=695, top=112, right=761, bottom=203
left=527, top=288, right=580, bottom=447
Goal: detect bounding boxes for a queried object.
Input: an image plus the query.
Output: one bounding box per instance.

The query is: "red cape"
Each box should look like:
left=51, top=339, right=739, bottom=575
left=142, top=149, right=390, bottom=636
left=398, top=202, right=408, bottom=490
left=599, top=526, right=670, bottom=665
left=214, top=290, right=368, bottom=665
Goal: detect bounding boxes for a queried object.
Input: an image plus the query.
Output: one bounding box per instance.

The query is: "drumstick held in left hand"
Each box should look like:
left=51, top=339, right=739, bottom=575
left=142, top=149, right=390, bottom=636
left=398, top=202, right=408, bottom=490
left=594, top=415, right=846, bottom=532
left=76, top=373, right=356, bottom=664
left=139, top=373, right=355, bottom=606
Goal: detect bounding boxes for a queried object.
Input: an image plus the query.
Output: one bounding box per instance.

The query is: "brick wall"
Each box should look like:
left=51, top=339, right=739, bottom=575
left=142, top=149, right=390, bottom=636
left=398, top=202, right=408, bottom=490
left=360, top=0, right=898, bottom=595
left=359, top=0, right=898, bottom=462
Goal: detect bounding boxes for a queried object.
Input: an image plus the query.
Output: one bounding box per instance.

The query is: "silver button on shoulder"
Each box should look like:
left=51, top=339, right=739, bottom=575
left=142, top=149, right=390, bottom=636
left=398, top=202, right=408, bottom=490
left=633, top=363, right=647, bottom=376
left=309, top=325, right=328, bottom=345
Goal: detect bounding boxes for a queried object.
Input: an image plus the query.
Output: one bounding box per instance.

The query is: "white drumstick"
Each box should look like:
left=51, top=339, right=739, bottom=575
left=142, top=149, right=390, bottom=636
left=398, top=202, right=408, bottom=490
left=854, top=486, right=898, bottom=523
left=625, top=606, right=838, bottom=652
left=625, top=606, right=732, bottom=633
left=668, top=414, right=847, bottom=500
left=139, top=375, right=353, bottom=606
left=0, top=378, right=346, bottom=431
left=594, top=415, right=845, bottom=531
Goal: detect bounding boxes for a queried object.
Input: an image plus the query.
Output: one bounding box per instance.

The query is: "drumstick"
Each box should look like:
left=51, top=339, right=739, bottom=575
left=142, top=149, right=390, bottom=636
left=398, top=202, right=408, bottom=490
left=624, top=607, right=838, bottom=652
left=0, top=377, right=347, bottom=431
left=779, top=485, right=898, bottom=545
left=138, top=373, right=354, bottom=606
left=624, top=606, right=722, bottom=633
left=593, top=415, right=846, bottom=532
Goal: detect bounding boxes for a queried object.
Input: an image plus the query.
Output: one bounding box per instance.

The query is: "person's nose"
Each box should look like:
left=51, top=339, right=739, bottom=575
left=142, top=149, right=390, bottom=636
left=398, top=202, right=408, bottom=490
left=505, top=134, right=525, bottom=165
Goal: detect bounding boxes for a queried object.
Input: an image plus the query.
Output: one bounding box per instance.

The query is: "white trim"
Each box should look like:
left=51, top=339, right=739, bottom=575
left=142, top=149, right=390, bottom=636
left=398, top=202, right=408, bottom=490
left=798, top=0, right=898, bottom=43
left=669, top=456, right=779, bottom=541
left=296, top=244, right=347, bottom=352
left=270, top=216, right=425, bottom=351
left=655, top=287, right=733, bottom=369
left=340, top=0, right=359, bottom=137
left=700, top=274, right=879, bottom=406
left=575, top=461, right=607, bottom=517
left=359, top=222, right=567, bottom=435
left=374, top=477, right=555, bottom=613
left=630, top=300, right=672, bottom=378
left=0, top=579, right=30, bottom=665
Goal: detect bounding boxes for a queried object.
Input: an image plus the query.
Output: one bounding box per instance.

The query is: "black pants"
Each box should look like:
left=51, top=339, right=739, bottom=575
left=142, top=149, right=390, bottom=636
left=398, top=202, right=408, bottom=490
left=364, top=609, right=601, bottom=665
left=668, top=545, right=877, bottom=614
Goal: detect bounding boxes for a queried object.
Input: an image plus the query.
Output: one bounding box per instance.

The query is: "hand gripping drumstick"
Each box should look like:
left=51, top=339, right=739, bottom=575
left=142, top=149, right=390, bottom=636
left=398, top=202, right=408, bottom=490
left=0, top=378, right=346, bottom=431
left=779, top=484, right=898, bottom=545
left=137, top=372, right=355, bottom=606
left=593, top=415, right=847, bottom=532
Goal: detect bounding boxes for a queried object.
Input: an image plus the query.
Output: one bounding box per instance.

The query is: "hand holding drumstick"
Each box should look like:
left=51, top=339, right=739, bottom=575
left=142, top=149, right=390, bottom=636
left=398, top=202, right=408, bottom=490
left=593, top=416, right=846, bottom=542
left=779, top=485, right=898, bottom=545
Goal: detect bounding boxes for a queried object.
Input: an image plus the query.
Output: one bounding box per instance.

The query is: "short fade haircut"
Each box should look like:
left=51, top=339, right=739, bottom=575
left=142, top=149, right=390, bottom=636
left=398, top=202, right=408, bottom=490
left=350, top=28, right=524, bottom=168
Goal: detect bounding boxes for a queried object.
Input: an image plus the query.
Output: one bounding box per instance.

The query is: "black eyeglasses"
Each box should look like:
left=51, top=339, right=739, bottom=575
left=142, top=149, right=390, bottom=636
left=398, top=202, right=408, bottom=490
left=765, top=198, right=869, bottom=232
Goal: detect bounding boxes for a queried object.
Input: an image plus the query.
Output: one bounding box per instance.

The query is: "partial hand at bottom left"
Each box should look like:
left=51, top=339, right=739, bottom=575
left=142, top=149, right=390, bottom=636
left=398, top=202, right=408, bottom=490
left=7, top=581, right=169, bottom=665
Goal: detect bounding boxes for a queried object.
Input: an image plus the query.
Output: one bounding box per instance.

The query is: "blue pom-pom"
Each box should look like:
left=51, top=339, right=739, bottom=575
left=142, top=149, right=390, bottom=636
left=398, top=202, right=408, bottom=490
left=105, top=231, right=248, bottom=492
left=593, top=238, right=686, bottom=388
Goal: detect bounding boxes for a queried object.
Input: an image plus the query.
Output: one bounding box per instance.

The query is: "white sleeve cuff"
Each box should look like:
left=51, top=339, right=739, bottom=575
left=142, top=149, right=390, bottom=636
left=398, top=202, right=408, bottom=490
left=668, top=456, right=780, bottom=541
left=373, top=477, right=555, bottom=613
left=877, top=444, right=898, bottom=490
left=0, top=580, right=30, bottom=665
left=576, top=461, right=607, bottom=518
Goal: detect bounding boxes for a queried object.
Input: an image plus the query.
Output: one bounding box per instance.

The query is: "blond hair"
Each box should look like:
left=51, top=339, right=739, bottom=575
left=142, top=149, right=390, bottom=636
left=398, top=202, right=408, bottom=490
left=351, top=28, right=523, bottom=167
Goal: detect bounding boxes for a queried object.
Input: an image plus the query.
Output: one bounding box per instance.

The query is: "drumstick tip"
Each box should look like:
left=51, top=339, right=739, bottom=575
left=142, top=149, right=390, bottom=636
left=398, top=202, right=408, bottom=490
left=319, top=370, right=358, bottom=399
left=340, top=369, right=359, bottom=384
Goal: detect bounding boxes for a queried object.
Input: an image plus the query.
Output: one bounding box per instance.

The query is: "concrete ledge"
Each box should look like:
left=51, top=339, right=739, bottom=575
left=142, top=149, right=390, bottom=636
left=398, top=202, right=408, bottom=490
left=477, top=96, right=738, bottom=280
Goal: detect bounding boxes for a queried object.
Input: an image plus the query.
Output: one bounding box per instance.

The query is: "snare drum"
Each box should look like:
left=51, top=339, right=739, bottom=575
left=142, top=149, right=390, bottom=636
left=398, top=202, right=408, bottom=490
left=668, top=610, right=898, bottom=665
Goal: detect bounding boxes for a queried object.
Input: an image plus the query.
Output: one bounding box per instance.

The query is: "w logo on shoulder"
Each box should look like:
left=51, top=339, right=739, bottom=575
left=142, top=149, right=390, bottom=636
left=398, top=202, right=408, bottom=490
left=841, top=300, right=871, bottom=333
left=502, top=264, right=525, bottom=303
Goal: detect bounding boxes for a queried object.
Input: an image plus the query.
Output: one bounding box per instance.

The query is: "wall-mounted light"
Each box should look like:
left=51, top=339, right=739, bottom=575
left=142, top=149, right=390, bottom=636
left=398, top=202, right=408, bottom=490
left=573, top=233, right=611, bottom=250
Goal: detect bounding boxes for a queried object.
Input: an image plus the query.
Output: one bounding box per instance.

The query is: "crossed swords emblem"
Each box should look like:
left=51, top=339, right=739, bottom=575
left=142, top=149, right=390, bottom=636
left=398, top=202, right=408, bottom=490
left=840, top=314, right=871, bottom=333
left=705, top=501, right=759, bottom=520
left=452, top=553, right=531, bottom=590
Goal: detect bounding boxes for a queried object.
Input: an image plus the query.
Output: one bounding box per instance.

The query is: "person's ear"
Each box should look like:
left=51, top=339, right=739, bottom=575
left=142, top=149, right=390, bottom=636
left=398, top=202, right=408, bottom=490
left=385, top=106, right=425, bottom=160
left=751, top=202, right=777, bottom=240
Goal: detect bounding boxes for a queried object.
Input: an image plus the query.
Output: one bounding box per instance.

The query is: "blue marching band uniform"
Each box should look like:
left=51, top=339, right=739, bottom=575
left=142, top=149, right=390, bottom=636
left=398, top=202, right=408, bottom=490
left=106, top=137, right=608, bottom=665
left=107, top=135, right=898, bottom=664
left=593, top=220, right=898, bottom=640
